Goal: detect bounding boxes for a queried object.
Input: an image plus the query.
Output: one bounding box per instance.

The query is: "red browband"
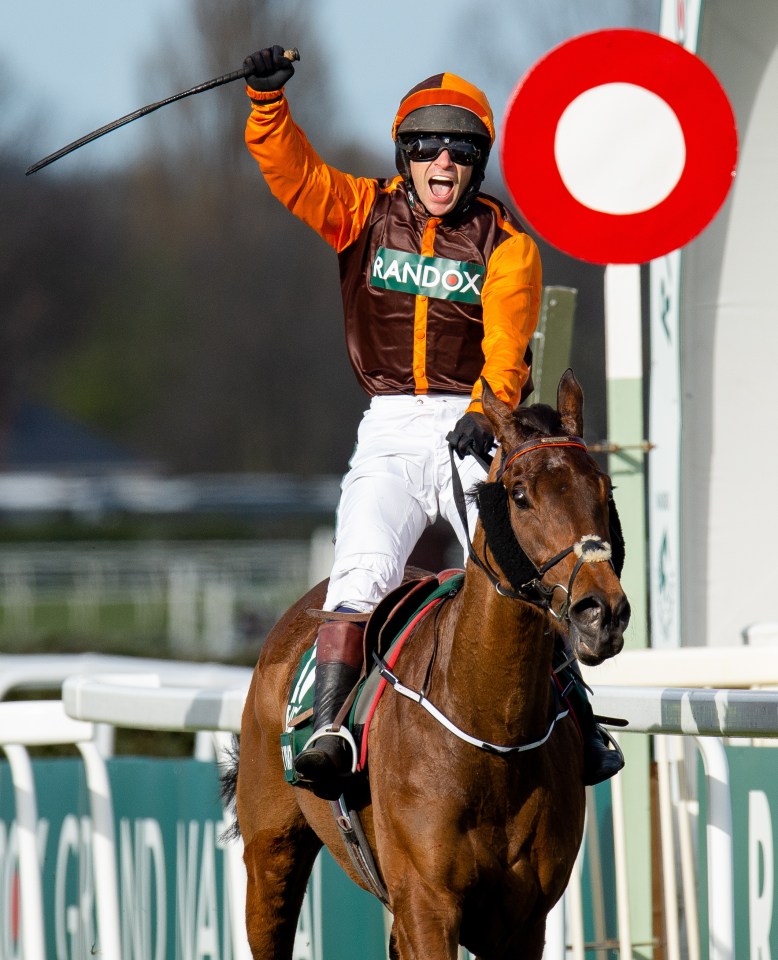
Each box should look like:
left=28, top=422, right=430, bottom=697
left=498, top=435, right=587, bottom=478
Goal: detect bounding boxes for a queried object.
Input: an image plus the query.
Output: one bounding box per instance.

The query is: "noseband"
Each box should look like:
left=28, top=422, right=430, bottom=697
left=450, top=436, right=613, bottom=620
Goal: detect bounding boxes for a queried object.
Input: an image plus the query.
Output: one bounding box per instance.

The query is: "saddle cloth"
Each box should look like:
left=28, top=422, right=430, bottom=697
left=280, top=570, right=465, bottom=784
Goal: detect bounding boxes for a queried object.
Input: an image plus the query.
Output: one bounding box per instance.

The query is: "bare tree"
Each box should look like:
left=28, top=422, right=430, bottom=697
left=27, top=0, right=374, bottom=474
left=138, top=0, right=334, bottom=176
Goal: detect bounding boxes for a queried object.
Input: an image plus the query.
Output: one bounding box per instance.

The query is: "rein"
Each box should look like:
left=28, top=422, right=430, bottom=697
left=449, top=437, right=612, bottom=619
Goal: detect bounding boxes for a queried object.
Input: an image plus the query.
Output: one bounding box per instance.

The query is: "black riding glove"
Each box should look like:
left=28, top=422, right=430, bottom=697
left=447, top=412, right=494, bottom=462
left=243, top=46, right=295, bottom=92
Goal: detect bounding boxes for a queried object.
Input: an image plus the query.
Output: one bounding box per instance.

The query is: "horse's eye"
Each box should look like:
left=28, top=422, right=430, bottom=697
left=511, top=485, right=530, bottom=509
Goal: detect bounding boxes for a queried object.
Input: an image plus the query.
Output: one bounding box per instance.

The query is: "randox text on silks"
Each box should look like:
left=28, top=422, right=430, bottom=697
left=371, top=247, right=485, bottom=304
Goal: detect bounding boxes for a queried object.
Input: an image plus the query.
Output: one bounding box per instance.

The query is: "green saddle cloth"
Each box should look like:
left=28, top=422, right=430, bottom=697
left=281, top=644, right=319, bottom=782
left=280, top=574, right=464, bottom=784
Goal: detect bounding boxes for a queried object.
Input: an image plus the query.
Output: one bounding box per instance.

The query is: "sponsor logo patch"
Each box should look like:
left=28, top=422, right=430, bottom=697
left=371, top=247, right=484, bottom=304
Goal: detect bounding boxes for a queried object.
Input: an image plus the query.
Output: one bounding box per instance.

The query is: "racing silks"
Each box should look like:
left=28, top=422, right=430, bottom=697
left=245, top=89, right=541, bottom=413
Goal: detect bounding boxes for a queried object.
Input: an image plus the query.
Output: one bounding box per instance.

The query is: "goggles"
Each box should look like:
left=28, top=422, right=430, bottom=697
left=398, top=135, right=484, bottom=166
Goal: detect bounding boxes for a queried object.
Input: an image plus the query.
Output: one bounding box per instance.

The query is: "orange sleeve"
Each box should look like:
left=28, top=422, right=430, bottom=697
left=244, top=90, right=377, bottom=253
left=467, top=230, right=542, bottom=413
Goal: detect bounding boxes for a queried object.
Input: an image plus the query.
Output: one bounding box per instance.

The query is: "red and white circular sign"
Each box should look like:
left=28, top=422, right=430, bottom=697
left=500, top=29, right=738, bottom=264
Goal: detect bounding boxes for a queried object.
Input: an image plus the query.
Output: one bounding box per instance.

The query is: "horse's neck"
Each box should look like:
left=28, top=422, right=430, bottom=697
left=441, top=538, right=555, bottom=744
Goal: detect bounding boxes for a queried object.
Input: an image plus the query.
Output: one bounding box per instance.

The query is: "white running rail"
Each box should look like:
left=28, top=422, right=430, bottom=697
left=0, top=654, right=252, bottom=960
left=0, top=700, right=121, bottom=960
left=1, top=650, right=776, bottom=959
left=62, top=671, right=778, bottom=960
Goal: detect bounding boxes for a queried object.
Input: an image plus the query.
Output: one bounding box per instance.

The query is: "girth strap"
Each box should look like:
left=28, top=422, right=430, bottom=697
left=329, top=796, right=390, bottom=906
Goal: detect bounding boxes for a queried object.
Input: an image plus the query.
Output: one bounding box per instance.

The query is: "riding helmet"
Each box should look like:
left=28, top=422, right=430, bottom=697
left=392, top=73, right=494, bottom=209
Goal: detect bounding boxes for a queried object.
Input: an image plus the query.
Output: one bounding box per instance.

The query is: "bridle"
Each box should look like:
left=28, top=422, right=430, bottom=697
left=450, top=435, right=613, bottom=621
left=373, top=436, right=614, bottom=758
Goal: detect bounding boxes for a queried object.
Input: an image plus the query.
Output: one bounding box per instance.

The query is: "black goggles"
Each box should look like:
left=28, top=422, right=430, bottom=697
left=398, top=135, right=484, bottom=166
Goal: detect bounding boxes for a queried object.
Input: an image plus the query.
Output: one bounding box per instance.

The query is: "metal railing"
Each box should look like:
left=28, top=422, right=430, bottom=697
left=1, top=650, right=777, bottom=959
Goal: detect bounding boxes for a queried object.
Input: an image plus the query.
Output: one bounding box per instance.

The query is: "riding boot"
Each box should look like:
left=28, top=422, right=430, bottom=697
left=293, top=620, right=364, bottom=800
left=555, top=640, right=625, bottom=786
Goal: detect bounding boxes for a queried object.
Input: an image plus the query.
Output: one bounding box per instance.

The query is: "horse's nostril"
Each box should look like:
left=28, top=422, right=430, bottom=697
left=570, top=595, right=605, bottom=629
left=615, top=595, right=631, bottom=629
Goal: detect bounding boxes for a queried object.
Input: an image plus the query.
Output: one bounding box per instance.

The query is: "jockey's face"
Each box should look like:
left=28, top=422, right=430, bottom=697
left=410, top=149, right=473, bottom=217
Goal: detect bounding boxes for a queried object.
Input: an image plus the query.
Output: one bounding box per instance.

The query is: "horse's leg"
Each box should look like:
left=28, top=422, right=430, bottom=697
left=389, top=888, right=461, bottom=960
left=242, top=822, right=321, bottom=958
left=389, top=915, right=546, bottom=960
left=238, top=672, right=323, bottom=959
left=522, top=921, right=548, bottom=960
left=470, top=918, right=547, bottom=960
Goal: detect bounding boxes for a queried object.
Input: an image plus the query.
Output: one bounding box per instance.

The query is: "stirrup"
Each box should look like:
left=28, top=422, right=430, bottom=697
left=599, top=725, right=624, bottom=761
left=300, top=725, right=359, bottom=775
left=584, top=725, right=625, bottom=786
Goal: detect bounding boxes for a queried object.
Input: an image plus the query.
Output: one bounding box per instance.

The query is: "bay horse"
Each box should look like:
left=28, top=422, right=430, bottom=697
left=229, top=370, right=629, bottom=959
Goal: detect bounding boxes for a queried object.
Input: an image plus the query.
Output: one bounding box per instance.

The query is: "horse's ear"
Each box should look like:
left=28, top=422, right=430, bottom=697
left=481, top=377, right=515, bottom=443
left=557, top=368, right=584, bottom=436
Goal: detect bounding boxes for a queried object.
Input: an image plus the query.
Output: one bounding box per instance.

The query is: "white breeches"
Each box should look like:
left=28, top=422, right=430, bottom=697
left=323, top=394, right=488, bottom=613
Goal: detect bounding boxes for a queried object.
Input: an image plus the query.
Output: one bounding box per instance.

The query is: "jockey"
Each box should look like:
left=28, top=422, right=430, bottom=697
left=243, top=47, right=623, bottom=798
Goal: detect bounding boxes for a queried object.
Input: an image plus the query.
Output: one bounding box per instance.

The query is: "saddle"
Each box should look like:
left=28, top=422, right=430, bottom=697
left=281, top=570, right=465, bottom=785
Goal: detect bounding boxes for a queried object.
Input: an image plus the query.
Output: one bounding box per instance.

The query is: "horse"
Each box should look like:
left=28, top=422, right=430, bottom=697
left=227, top=369, right=630, bottom=959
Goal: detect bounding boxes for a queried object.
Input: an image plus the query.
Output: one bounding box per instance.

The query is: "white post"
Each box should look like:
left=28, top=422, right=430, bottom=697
left=604, top=266, right=653, bottom=955
left=604, top=262, right=647, bottom=647
left=650, top=0, right=705, bottom=651
left=168, top=562, right=200, bottom=656
left=695, top=737, right=734, bottom=960
left=648, top=252, right=683, bottom=648
left=3, top=745, right=46, bottom=960
left=78, top=740, right=123, bottom=960
left=656, top=735, right=682, bottom=960
left=203, top=580, right=235, bottom=656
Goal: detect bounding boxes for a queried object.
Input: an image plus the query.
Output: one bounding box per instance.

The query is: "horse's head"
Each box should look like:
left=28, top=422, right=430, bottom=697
left=480, top=369, right=629, bottom=665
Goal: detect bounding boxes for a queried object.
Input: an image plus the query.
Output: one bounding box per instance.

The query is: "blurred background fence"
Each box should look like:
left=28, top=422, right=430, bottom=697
left=0, top=539, right=312, bottom=658
left=0, top=473, right=349, bottom=661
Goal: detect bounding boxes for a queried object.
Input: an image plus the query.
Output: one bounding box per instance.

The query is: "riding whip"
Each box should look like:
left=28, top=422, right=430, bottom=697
left=25, top=47, right=300, bottom=176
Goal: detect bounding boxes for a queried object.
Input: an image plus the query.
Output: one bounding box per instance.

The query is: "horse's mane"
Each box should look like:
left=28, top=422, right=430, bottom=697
left=511, top=402, right=565, bottom=438
left=472, top=402, right=625, bottom=588
left=471, top=403, right=561, bottom=590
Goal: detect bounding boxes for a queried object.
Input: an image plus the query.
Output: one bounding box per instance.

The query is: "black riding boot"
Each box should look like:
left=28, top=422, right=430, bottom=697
left=556, top=642, right=625, bottom=786
left=294, top=620, right=364, bottom=800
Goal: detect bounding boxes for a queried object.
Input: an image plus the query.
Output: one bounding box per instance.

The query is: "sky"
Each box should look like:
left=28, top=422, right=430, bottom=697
left=0, top=0, right=660, bottom=174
